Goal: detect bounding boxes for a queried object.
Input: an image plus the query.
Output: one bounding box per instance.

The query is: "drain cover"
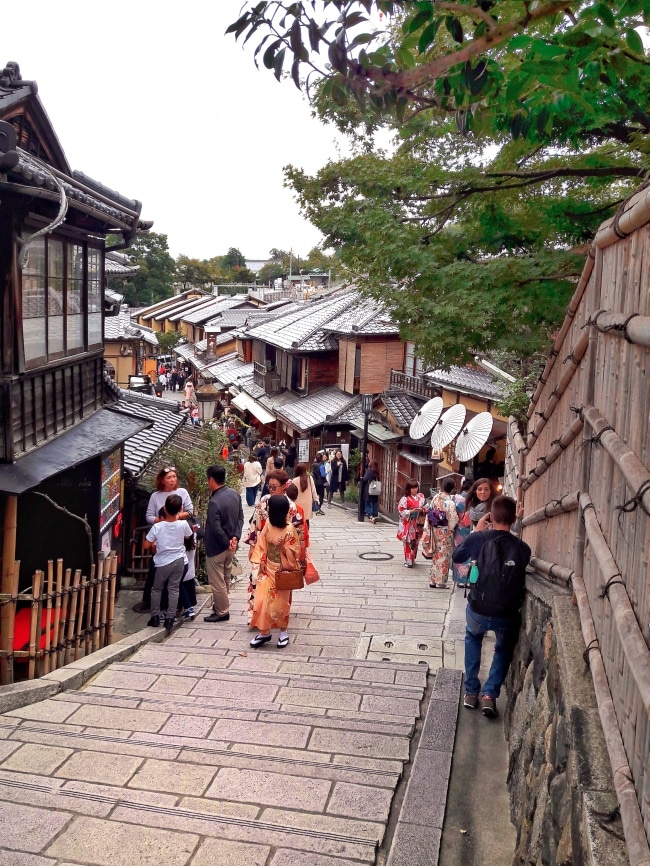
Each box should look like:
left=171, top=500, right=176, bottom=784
left=358, top=551, right=394, bottom=561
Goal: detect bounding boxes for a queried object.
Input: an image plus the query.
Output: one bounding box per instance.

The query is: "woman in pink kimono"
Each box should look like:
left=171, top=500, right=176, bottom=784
left=249, top=495, right=302, bottom=649
left=422, top=479, right=459, bottom=588
left=397, top=479, right=426, bottom=567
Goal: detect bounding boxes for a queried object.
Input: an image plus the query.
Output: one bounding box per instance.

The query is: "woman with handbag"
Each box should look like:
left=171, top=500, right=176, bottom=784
left=397, top=479, right=426, bottom=567
left=452, top=477, right=473, bottom=586
left=293, top=463, right=318, bottom=522
left=362, top=460, right=381, bottom=523
left=328, top=451, right=349, bottom=505
left=249, top=495, right=302, bottom=649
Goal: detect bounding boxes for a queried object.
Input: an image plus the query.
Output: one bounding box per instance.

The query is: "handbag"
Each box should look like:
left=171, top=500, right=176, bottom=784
left=313, top=500, right=320, bottom=512
left=275, top=541, right=305, bottom=591
left=304, top=550, right=320, bottom=585
left=368, top=478, right=382, bottom=496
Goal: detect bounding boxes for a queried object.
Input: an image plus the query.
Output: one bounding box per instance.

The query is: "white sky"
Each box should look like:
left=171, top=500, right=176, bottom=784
left=2, top=1, right=353, bottom=261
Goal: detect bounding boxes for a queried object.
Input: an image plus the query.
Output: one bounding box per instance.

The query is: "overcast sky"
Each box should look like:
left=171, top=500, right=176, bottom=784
left=3, top=1, right=354, bottom=261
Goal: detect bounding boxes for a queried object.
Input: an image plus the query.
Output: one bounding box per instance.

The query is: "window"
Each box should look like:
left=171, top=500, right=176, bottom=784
left=20, top=233, right=103, bottom=367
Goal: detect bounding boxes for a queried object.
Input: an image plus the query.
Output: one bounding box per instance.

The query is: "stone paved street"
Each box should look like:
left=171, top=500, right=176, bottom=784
left=0, top=500, right=464, bottom=866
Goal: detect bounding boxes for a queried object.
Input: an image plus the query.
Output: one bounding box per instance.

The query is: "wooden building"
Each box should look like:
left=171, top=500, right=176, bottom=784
left=0, top=61, right=152, bottom=589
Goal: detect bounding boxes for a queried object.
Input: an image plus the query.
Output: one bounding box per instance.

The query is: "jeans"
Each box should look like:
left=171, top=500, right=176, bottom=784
left=365, top=496, right=378, bottom=518
left=464, top=605, right=520, bottom=699
left=245, top=485, right=258, bottom=507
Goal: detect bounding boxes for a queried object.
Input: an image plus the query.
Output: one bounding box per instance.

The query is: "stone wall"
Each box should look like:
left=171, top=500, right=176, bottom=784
left=504, top=574, right=629, bottom=866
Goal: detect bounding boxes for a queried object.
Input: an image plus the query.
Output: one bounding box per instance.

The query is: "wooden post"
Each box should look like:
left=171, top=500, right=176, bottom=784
left=85, top=567, right=95, bottom=658
left=92, top=560, right=102, bottom=653
left=0, top=562, right=20, bottom=685
left=50, top=560, right=63, bottom=673
left=65, top=570, right=81, bottom=666
left=42, top=561, right=54, bottom=675
left=75, top=577, right=87, bottom=661
left=0, top=495, right=18, bottom=685
left=106, top=556, right=117, bottom=646
left=99, top=557, right=109, bottom=648
left=57, top=567, right=71, bottom=669
left=28, top=570, right=42, bottom=680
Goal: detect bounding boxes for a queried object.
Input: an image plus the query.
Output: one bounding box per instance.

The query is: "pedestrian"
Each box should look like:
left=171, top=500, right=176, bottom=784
left=179, top=526, right=199, bottom=621
left=144, top=493, right=193, bottom=632
left=362, top=460, right=381, bottom=523
left=465, top=478, right=497, bottom=528
left=397, top=479, right=426, bottom=567
left=452, top=495, right=531, bottom=718
left=284, top=443, right=297, bottom=476
left=170, top=369, right=179, bottom=392
left=249, top=495, right=302, bottom=650
left=203, top=465, right=244, bottom=624
left=184, top=380, right=196, bottom=405
left=244, top=469, right=305, bottom=624
left=311, top=453, right=326, bottom=514
left=133, top=467, right=194, bottom=613
left=452, top=477, right=473, bottom=586
left=328, top=450, right=349, bottom=505
left=242, top=452, right=263, bottom=507
left=292, top=463, right=318, bottom=523
left=422, top=478, right=459, bottom=588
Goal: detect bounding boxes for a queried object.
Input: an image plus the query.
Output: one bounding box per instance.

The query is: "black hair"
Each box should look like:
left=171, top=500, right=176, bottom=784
left=206, top=465, right=226, bottom=485
left=442, top=479, right=456, bottom=494
left=268, top=494, right=290, bottom=528
left=164, top=494, right=182, bottom=516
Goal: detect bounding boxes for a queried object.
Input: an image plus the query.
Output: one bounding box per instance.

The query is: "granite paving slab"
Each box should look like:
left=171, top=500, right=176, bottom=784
left=54, top=750, right=143, bottom=785
left=0, top=801, right=73, bottom=854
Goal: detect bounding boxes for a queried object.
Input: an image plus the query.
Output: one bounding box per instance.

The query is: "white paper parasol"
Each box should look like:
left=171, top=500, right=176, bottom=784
left=430, top=403, right=467, bottom=450
left=454, top=411, right=494, bottom=462
left=409, top=396, right=444, bottom=440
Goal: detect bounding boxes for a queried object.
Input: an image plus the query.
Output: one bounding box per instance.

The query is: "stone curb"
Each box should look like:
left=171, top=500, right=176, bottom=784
left=386, top=667, right=463, bottom=866
left=0, top=625, right=169, bottom=715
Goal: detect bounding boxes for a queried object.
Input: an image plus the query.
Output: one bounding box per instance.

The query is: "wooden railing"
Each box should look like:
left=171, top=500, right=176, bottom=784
left=0, top=553, right=118, bottom=684
left=389, top=370, right=438, bottom=399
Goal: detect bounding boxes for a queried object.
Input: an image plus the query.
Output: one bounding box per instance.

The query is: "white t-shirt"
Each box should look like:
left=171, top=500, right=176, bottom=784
left=146, top=520, right=192, bottom=567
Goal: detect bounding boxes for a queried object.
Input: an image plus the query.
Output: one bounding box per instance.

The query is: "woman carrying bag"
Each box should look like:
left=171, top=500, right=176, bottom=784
left=397, top=479, right=426, bottom=567
left=293, top=463, right=319, bottom=522
left=249, top=495, right=302, bottom=649
left=363, top=460, right=381, bottom=523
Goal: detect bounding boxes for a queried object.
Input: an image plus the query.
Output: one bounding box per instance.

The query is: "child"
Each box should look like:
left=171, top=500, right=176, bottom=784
left=179, top=527, right=198, bottom=620
left=144, top=493, right=192, bottom=631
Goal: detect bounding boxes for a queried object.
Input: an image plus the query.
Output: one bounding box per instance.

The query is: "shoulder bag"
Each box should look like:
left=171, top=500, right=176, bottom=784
left=368, top=478, right=382, bottom=496
left=275, top=539, right=305, bottom=591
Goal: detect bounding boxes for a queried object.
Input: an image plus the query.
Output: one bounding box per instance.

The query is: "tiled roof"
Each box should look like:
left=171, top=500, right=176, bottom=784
left=243, top=290, right=357, bottom=352
left=114, top=392, right=188, bottom=478
left=177, top=296, right=250, bottom=325
left=238, top=377, right=265, bottom=400
left=424, top=366, right=506, bottom=400
left=135, top=290, right=210, bottom=320
left=275, top=387, right=356, bottom=433
left=204, top=355, right=253, bottom=388
left=154, top=297, right=214, bottom=322
left=381, top=391, right=424, bottom=428
left=104, top=251, right=138, bottom=276
left=323, top=291, right=400, bottom=336
left=351, top=421, right=403, bottom=444
left=105, top=288, right=124, bottom=305
left=205, top=309, right=253, bottom=329
left=104, top=308, right=158, bottom=347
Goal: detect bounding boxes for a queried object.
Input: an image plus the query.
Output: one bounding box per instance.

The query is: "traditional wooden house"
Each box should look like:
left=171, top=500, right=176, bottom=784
left=0, top=61, right=152, bottom=593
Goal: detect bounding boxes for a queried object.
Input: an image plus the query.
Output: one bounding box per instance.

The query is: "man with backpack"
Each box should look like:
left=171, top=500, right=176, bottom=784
left=452, top=495, right=531, bottom=718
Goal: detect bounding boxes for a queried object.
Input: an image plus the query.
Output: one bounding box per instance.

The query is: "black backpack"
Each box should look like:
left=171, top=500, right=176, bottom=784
left=468, top=531, right=528, bottom=618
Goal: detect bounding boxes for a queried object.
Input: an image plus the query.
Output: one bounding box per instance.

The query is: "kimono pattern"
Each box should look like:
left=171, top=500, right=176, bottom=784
left=249, top=522, right=301, bottom=632
left=421, top=492, right=459, bottom=586
left=452, top=492, right=471, bottom=584
left=397, top=492, right=426, bottom=564
left=244, top=494, right=304, bottom=623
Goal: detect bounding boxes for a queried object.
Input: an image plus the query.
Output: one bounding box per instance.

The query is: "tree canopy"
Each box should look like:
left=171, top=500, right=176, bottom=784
left=228, top=1, right=650, bottom=367
left=109, top=232, right=176, bottom=307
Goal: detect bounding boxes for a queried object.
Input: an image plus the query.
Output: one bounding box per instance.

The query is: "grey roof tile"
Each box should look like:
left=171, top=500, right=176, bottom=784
left=275, top=387, right=357, bottom=432
left=424, top=366, right=505, bottom=400
left=114, top=393, right=187, bottom=477
left=381, top=391, right=425, bottom=428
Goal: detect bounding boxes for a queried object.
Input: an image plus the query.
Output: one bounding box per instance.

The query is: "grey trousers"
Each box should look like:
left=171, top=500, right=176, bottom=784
left=206, top=548, right=233, bottom=616
left=151, top=557, right=184, bottom=619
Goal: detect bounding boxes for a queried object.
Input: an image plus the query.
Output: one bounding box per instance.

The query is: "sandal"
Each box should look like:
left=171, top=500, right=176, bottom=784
left=277, top=635, right=290, bottom=648
left=250, top=633, right=272, bottom=648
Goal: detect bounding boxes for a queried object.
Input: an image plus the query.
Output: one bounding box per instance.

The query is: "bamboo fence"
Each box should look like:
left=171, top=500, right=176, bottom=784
left=507, top=192, right=650, bottom=862
left=0, top=553, right=118, bottom=685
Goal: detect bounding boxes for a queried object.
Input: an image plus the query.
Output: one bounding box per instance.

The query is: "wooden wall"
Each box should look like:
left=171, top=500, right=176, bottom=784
left=360, top=338, right=403, bottom=394
left=509, top=202, right=650, bottom=852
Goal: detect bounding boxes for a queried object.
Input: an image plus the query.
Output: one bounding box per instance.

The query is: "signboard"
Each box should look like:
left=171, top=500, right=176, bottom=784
left=298, top=438, right=310, bottom=464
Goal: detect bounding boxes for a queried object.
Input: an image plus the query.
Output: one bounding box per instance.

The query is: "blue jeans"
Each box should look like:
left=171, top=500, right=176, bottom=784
left=365, top=496, right=378, bottom=518
left=464, top=605, right=520, bottom=699
left=245, top=485, right=258, bottom=507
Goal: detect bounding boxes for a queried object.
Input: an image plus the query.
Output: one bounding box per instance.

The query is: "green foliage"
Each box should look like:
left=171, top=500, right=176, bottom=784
left=344, top=484, right=360, bottom=504
left=175, top=255, right=227, bottom=290
left=347, top=447, right=362, bottom=480
left=110, top=232, right=176, bottom=307
left=496, top=379, right=531, bottom=424
left=157, top=331, right=181, bottom=354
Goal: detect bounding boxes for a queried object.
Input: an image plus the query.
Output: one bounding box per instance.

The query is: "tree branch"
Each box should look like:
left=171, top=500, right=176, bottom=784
left=433, top=3, right=498, bottom=30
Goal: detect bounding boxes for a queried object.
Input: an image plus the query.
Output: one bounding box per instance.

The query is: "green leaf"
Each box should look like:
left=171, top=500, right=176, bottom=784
left=626, top=28, right=644, bottom=54
left=445, top=15, right=463, bottom=44
left=273, top=48, right=286, bottom=81
left=396, top=45, right=416, bottom=69
left=418, top=20, right=440, bottom=53
left=407, top=6, right=434, bottom=34
left=262, top=39, right=281, bottom=69
left=594, top=3, right=616, bottom=27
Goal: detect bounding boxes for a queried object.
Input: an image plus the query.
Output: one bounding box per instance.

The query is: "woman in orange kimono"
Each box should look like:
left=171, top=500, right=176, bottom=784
left=249, top=495, right=302, bottom=649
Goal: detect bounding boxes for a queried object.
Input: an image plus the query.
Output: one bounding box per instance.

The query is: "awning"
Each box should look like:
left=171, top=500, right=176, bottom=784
left=352, top=421, right=403, bottom=445
left=230, top=392, right=275, bottom=425
left=0, top=407, right=152, bottom=495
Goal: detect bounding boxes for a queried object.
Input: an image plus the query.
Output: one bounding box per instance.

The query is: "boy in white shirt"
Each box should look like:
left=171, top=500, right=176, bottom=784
left=144, top=493, right=192, bottom=632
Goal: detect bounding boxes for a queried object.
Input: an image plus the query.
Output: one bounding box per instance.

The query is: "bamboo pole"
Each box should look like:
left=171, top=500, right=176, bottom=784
left=594, top=184, right=650, bottom=250
left=586, top=311, right=650, bottom=348
left=99, top=558, right=109, bottom=648
left=49, top=560, right=64, bottom=673
left=583, top=406, right=650, bottom=516
left=521, top=417, right=584, bottom=490
left=0, top=562, right=21, bottom=685
left=0, top=495, right=18, bottom=685
left=85, top=566, right=95, bottom=658
left=526, top=330, right=589, bottom=451
left=92, top=561, right=102, bottom=653
left=57, top=567, right=71, bottom=669
left=572, top=569, right=650, bottom=866
left=529, top=556, right=574, bottom=585
left=106, top=555, right=117, bottom=646
left=42, top=561, right=54, bottom=675
left=527, top=249, right=595, bottom=419
left=579, top=493, right=650, bottom=712
left=522, top=491, right=581, bottom=526
left=65, top=570, right=81, bottom=666
left=28, top=570, right=42, bottom=681
left=75, top=577, right=87, bottom=661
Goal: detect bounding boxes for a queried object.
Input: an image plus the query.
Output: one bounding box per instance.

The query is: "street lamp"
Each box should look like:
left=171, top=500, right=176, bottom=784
left=196, top=375, right=220, bottom=424
left=357, top=393, right=373, bottom=522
